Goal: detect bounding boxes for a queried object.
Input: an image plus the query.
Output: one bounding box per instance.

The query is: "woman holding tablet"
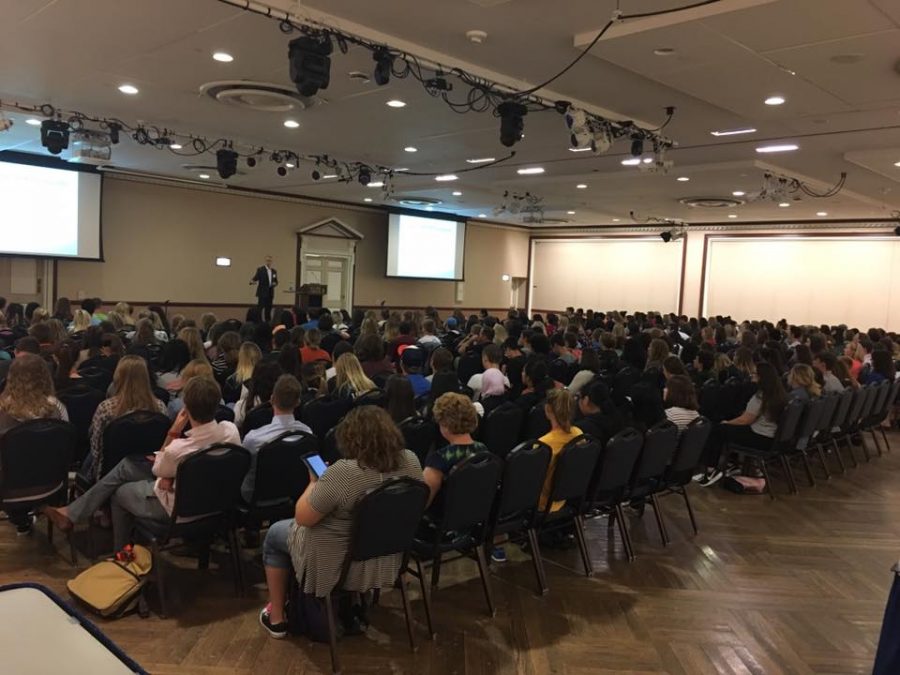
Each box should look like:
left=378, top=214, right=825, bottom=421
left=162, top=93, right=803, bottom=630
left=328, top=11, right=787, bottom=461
left=258, top=406, right=423, bottom=639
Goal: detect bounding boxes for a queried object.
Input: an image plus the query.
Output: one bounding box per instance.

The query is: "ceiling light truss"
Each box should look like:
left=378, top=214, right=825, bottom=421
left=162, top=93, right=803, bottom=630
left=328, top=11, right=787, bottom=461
left=754, top=170, right=847, bottom=203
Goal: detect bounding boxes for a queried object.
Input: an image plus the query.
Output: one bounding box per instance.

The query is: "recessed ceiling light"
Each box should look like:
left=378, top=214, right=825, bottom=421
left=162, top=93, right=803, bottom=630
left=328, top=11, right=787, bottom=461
left=817, top=211, right=828, bottom=217
left=213, top=51, right=234, bottom=63
left=118, top=84, right=139, bottom=95
left=284, top=119, right=300, bottom=129
left=425, top=206, right=434, bottom=211
left=285, top=162, right=295, bottom=168
left=677, top=176, right=690, bottom=182
left=169, top=143, right=183, bottom=150
left=732, top=190, right=746, bottom=196
left=452, top=191, right=462, bottom=196
left=567, top=210, right=576, bottom=215
left=756, top=143, right=799, bottom=153
left=364, top=197, right=373, bottom=202
left=435, top=174, right=458, bottom=182
left=710, top=128, right=757, bottom=137
left=404, top=146, right=417, bottom=153
left=215, top=257, right=232, bottom=267
left=568, top=147, right=591, bottom=153
left=576, top=183, right=588, bottom=189
left=894, top=161, right=900, bottom=167
left=621, top=158, right=641, bottom=166
left=394, top=168, right=409, bottom=172
left=386, top=99, right=406, bottom=108
left=477, top=213, right=487, bottom=218
left=612, top=218, right=620, bottom=222
left=367, top=181, right=384, bottom=188
left=25, top=118, right=41, bottom=126
left=642, top=157, right=653, bottom=164
left=728, top=214, right=738, bottom=219
left=653, top=47, right=676, bottom=56
left=517, top=167, right=544, bottom=175
left=322, top=174, right=338, bottom=179
left=765, top=95, right=785, bottom=106
left=198, top=173, right=210, bottom=179
left=466, top=157, right=495, bottom=164
left=778, top=202, right=791, bottom=207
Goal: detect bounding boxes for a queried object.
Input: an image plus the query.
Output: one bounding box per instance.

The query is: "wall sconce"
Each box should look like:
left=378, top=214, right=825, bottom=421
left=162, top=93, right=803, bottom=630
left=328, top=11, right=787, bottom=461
left=215, top=257, right=232, bottom=267
left=501, top=273, right=511, bottom=281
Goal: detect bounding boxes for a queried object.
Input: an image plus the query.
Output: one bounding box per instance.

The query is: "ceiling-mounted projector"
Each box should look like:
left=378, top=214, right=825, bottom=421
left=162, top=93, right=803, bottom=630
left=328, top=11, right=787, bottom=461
left=68, top=129, right=112, bottom=166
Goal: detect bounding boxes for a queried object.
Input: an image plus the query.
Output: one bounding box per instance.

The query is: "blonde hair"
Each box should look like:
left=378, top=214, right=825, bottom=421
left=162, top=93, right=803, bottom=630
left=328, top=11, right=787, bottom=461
left=199, top=312, right=217, bottom=334
left=115, top=302, right=132, bottom=317
left=106, top=311, right=124, bottom=330
left=493, top=322, right=508, bottom=345
left=180, top=359, right=214, bottom=385
left=178, top=326, right=207, bottom=363
left=235, top=342, right=262, bottom=383
left=0, top=354, right=56, bottom=420
left=31, top=307, right=49, bottom=324
left=71, top=309, right=92, bottom=332
left=334, top=353, right=375, bottom=395
left=789, top=363, right=821, bottom=398
left=545, top=388, right=575, bottom=433
left=112, top=355, right=159, bottom=417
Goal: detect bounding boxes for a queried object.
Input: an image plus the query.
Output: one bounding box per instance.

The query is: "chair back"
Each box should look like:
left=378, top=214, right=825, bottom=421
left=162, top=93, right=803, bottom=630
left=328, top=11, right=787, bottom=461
left=456, top=354, right=483, bottom=386
left=481, top=402, right=525, bottom=458
left=814, top=394, right=840, bottom=435
left=215, top=405, right=235, bottom=423
left=321, top=426, right=342, bottom=465
left=589, top=427, right=642, bottom=506
left=548, top=359, right=570, bottom=386
left=829, top=387, right=854, bottom=430
left=171, top=443, right=250, bottom=519
left=301, top=396, right=352, bottom=439
left=796, top=397, right=824, bottom=439
left=57, top=385, right=105, bottom=463
left=345, top=477, right=429, bottom=564
left=631, top=420, right=679, bottom=486
left=523, top=403, right=550, bottom=441
left=868, top=381, right=891, bottom=421
left=440, top=452, right=502, bottom=533
left=698, top=380, right=723, bottom=422
left=665, top=416, right=712, bottom=485
left=353, top=389, right=387, bottom=409
left=495, top=440, right=552, bottom=519
left=0, top=419, right=76, bottom=503
left=398, top=415, right=437, bottom=465
left=858, top=384, right=880, bottom=421
left=774, top=398, right=805, bottom=446
left=241, top=402, right=274, bottom=436
left=252, top=430, right=319, bottom=504
left=101, top=411, right=170, bottom=477
left=77, top=366, right=112, bottom=393
left=845, top=387, right=867, bottom=428
left=546, top=434, right=601, bottom=507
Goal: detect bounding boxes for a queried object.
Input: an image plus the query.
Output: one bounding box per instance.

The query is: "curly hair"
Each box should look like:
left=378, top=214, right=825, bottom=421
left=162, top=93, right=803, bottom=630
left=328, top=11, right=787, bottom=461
left=336, top=406, right=405, bottom=472
left=0, top=353, right=57, bottom=420
left=432, top=392, right=478, bottom=435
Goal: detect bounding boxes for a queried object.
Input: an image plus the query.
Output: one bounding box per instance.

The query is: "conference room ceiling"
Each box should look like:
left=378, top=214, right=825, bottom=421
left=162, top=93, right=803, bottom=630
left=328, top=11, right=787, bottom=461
left=1, top=0, right=899, bottom=227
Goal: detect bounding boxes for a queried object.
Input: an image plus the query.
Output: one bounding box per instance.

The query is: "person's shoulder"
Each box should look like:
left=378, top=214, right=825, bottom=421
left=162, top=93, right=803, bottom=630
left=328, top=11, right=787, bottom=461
left=217, top=420, right=240, bottom=439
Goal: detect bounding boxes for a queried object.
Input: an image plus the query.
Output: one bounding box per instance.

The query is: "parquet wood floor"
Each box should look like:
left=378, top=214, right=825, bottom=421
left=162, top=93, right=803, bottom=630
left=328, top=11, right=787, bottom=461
left=2, top=434, right=898, bottom=674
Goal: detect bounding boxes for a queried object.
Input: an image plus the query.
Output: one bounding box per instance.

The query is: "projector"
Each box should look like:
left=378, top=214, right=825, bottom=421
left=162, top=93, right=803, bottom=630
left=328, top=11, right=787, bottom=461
left=68, top=130, right=112, bottom=166
left=638, top=158, right=675, bottom=175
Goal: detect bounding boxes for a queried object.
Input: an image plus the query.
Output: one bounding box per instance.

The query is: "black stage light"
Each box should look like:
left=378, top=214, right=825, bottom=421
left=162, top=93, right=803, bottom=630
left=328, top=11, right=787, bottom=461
left=894, top=225, right=900, bottom=236
left=247, top=157, right=257, bottom=168
left=498, top=101, right=527, bottom=148
left=107, top=123, right=121, bottom=144
left=288, top=35, right=333, bottom=97
left=660, top=231, right=672, bottom=243
left=216, top=148, right=238, bottom=179
left=311, top=169, right=321, bottom=180
left=357, top=167, right=371, bottom=186
left=277, top=165, right=288, bottom=177
left=40, top=119, right=70, bottom=155
left=373, top=48, right=393, bottom=86
left=630, top=134, right=644, bottom=157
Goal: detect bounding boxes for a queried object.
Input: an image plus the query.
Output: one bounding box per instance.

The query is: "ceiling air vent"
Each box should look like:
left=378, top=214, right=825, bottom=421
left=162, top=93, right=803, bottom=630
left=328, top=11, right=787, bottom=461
left=679, top=197, right=744, bottom=208
left=393, top=196, right=443, bottom=207
left=199, top=81, right=322, bottom=113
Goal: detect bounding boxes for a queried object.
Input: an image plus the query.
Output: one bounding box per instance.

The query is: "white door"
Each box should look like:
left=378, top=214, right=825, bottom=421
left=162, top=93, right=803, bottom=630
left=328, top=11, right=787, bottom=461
left=303, top=255, right=349, bottom=312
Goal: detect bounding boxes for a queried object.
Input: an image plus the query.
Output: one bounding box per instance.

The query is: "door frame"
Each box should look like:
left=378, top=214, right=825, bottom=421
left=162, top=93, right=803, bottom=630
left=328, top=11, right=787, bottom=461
left=296, top=217, right=363, bottom=313
left=301, top=252, right=354, bottom=312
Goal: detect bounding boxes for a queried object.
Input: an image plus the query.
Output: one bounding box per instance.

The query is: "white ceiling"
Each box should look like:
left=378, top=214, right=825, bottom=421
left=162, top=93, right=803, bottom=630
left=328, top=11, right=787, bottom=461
left=1, top=0, right=899, bottom=226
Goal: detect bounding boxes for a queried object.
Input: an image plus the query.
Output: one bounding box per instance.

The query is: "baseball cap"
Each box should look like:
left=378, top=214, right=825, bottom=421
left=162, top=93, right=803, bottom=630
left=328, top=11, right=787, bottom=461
left=400, top=346, right=426, bottom=369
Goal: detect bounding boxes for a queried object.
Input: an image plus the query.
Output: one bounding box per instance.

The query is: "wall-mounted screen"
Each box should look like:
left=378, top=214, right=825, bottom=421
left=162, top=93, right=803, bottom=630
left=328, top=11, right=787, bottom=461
left=386, top=213, right=466, bottom=280
left=0, top=158, right=102, bottom=259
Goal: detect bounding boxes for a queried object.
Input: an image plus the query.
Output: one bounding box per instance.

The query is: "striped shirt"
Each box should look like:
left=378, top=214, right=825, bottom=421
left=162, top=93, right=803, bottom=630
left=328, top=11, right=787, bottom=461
left=665, top=406, right=699, bottom=432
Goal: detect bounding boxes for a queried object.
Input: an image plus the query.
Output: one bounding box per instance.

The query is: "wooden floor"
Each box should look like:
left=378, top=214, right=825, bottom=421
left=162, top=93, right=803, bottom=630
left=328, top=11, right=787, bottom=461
left=2, top=434, right=898, bottom=674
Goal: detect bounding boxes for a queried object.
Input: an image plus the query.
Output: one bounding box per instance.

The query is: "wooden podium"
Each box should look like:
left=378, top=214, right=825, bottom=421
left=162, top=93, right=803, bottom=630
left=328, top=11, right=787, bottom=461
left=296, top=283, right=327, bottom=310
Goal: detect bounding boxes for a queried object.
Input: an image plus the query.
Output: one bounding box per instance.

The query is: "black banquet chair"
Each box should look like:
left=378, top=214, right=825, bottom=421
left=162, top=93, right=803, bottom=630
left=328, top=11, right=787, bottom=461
left=0, top=419, right=77, bottom=563
left=320, top=477, right=431, bottom=675
left=133, top=443, right=250, bottom=617
left=655, top=416, right=712, bottom=539
left=480, top=402, right=525, bottom=459
left=353, top=388, right=387, bottom=409
left=522, top=403, right=550, bottom=442
left=56, top=385, right=105, bottom=467
left=241, top=402, right=274, bottom=437
left=624, top=420, right=679, bottom=547
left=302, top=396, right=353, bottom=440
left=398, top=416, right=437, bottom=466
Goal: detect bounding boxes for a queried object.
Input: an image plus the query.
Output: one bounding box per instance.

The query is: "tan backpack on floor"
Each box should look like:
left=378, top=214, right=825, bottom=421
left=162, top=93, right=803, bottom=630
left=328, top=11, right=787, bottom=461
left=67, top=545, right=152, bottom=618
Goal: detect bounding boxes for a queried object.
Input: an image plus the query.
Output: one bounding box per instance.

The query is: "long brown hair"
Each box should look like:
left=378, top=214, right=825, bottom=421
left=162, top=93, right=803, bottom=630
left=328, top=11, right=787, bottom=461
left=336, top=406, right=405, bottom=472
left=0, top=353, right=57, bottom=420
left=112, top=355, right=159, bottom=417
left=178, top=326, right=207, bottom=363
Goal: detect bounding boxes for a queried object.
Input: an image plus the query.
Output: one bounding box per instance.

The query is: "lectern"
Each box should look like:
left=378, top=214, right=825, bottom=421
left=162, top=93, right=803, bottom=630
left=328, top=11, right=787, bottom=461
left=296, top=283, right=327, bottom=310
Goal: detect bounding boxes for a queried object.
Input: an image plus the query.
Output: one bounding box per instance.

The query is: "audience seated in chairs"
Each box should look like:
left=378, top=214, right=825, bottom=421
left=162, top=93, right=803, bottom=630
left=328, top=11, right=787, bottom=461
left=663, top=374, right=700, bottom=432
left=234, top=360, right=282, bottom=429
left=167, top=359, right=215, bottom=420
left=814, top=351, right=845, bottom=394
left=258, top=406, right=423, bottom=639
left=398, top=347, right=431, bottom=398
left=466, top=344, right=509, bottom=400
left=537, top=388, right=582, bottom=514
left=422, top=393, right=486, bottom=509
left=514, top=356, right=557, bottom=411
left=788, top=363, right=822, bottom=402
left=44, top=376, right=240, bottom=551
left=333, top=353, right=377, bottom=400
left=241, top=374, right=312, bottom=502
left=354, top=334, right=394, bottom=385
left=300, top=328, right=331, bottom=364
left=384, top=375, right=417, bottom=423
left=82, top=355, right=167, bottom=481
left=575, top=380, right=625, bottom=445
left=473, top=368, right=508, bottom=418
left=224, top=341, right=261, bottom=405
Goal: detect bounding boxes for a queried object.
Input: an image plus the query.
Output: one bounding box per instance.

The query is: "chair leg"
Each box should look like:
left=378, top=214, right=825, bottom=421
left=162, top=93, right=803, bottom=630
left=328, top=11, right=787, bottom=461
left=397, top=572, right=417, bottom=652
left=800, top=451, right=816, bottom=487
left=840, top=435, right=858, bottom=468
left=572, top=514, right=593, bottom=577
left=526, top=528, right=548, bottom=595
left=832, top=439, right=846, bottom=474
left=227, top=528, right=244, bottom=597
left=430, top=549, right=443, bottom=590
left=614, top=504, right=635, bottom=562
left=473, top=545, right=496, bottom=617
left=815, top=445, right=831, bottom=480
left=880, top=427, right=890, bottom=453
left=198, top=542, right=211, bottom=570
left=67, top=532, right=77, bottom=567
left=870, top=429, right=883, bottom=457
left=152, top=538, right=168, bottom=619
left=759, top=460, right=775, bottom=501
left=649, top=494, right=670, bottom=547
left=413, top=557, right=435, bottom=639
left=680, top=488, right=699, bottom=535
left=859, top=433, right=871, bottom=462
left=323, top=593, right=341, bottom=675
left=779, top=455, right=798, bottom=494
left=47, top=516, right=54, bottom=545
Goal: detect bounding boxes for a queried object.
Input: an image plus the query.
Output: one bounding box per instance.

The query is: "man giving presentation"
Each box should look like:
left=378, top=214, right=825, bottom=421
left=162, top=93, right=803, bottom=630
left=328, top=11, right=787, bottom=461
left=250, top=255, right=277, bottom=322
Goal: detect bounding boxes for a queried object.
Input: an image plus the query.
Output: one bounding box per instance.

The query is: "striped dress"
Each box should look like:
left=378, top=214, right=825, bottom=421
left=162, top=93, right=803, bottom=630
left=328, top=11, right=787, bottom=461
left=287, top=449, right=423, bottom=597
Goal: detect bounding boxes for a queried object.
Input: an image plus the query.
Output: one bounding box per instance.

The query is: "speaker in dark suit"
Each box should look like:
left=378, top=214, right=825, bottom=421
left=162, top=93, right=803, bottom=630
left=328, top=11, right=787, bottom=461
left=250, top=255, right=278, bottom=322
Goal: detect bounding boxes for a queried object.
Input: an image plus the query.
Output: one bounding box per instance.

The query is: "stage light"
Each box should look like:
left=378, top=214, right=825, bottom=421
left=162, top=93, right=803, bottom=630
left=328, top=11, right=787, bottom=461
left=277, top=166, right=288, bottom=177
left=498, top=101, right=527, bottom=147
left=373, top=48, right=393, bottom=85
left=564, top=106, right=591, bottom=150
left=216, top=148, right=238, bottom=179
left=358, top=167, right=372, bottom=186
left=591, top=124, right=613, bottom=154
left=288, top=35, right=333, bottom=97
left=894, top=225, right=900, bottom=236
left=246, top=157, right=257, bottom=168
left=107, top=123, right=121, bottom=144
left=660, top=231, right=672, bottom=243
left=311, top=169, right=321, bottom=180
left=40, top=119, right=70, bottom=155
left=630, top=134, right=644, bottom=157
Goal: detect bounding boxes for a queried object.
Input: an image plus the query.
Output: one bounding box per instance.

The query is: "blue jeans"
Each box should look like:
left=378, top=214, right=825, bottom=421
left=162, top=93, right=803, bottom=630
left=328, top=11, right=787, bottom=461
left=263, top=519, right=292, bottom=569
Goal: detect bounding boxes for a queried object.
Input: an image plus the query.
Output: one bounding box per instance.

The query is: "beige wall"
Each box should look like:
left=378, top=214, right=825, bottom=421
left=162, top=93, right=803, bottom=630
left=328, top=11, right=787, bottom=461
left=54, top=176, right=530, bottom=315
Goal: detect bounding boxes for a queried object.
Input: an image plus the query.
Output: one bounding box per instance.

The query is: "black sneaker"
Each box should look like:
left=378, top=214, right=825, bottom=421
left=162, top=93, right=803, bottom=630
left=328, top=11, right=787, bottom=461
left=698, top=469, right=724, bottom=488
left=259, top=605, right=288, bottom=639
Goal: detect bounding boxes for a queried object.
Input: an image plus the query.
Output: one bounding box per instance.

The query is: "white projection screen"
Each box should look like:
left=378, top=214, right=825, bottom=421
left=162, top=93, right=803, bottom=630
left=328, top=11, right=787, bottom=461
left=703, top=236, right=900, bottom=329
left=530, top=238, right=684, bottom=313
left=386, top=213, right=466, bottom=280
left=0, top=157, right=102, bottom=259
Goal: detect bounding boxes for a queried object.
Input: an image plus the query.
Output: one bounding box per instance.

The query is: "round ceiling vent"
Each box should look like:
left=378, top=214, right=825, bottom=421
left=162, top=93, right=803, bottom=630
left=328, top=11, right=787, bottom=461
left=679, top=197, right=744, bottom=208
left=393, top=196, right=443, bottom=207
left=199, top=81, right=321, bottom=112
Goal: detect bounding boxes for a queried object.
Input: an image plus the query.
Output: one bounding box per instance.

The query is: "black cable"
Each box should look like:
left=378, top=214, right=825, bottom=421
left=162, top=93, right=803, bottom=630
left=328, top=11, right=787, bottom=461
left=623, top=0, right=722, bottom=20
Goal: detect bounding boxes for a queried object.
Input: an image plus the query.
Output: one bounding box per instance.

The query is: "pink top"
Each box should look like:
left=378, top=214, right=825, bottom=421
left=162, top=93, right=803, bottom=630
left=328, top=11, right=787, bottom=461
left=152, top=420, right=240, bottom=514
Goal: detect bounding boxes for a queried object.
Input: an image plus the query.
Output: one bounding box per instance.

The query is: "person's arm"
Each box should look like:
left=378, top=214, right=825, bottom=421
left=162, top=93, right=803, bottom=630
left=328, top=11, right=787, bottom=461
left=249, top=267, right=258, bottom=285
left=423, top=467, right=444, bottom=506
left=151, top=409, right=190, bottom=479
left=294, top=476, right=325, bottom=527
left=295, top=465, right=338, bottom=527
left=724, top=411, right=758, bottom=425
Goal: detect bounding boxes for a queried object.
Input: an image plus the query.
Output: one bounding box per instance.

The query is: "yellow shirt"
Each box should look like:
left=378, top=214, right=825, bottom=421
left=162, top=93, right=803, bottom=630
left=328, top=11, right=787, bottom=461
left=538, top=426, right=583, bottom=512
